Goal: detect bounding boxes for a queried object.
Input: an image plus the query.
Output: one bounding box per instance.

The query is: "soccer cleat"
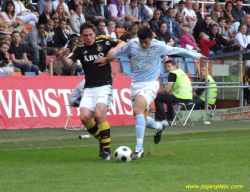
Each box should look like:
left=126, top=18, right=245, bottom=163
left=132, top=148, right=144, bottom=160
left=154, top=124, right=165, bottom=144
left=99, top=149, right=104, bottom=157
left=101, top=151, right=112, bottom=160
left=99, top=142, right=104, bottom=157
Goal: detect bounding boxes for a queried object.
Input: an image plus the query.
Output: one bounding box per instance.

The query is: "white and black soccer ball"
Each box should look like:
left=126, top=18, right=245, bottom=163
left=114, top=146, right=132, bottom=162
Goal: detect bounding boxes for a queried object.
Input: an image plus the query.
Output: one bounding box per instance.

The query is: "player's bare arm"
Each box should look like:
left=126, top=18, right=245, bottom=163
left=200, top=55, right=208, bottom=60
left=93, top=41, right=127, bottom=66
left=58, top=48, right=74, bottom=67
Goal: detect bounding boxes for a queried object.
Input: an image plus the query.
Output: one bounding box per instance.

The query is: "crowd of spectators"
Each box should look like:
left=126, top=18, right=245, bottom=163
left=0, top=0, right=250, bottom=76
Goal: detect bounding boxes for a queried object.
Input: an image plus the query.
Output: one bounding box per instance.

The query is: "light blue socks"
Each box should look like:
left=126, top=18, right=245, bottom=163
left=135, top=114, right=146, bottom=150
left=146, top=116, right=163, bottom=132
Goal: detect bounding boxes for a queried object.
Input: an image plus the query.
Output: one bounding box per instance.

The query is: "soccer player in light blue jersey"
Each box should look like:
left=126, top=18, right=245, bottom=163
left=95, top=27, right=207, bottom=160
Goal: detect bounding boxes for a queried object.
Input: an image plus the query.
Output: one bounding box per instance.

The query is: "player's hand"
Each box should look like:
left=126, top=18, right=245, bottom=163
left=200, top=54, right=208, bottom=60
left=58, top=48, right=69, bottom=57
left=94, top=57, right=108, bottom=66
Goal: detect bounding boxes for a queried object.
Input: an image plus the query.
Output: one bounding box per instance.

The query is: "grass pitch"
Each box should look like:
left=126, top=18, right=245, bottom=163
left=0, top=121, right=249, bottom=192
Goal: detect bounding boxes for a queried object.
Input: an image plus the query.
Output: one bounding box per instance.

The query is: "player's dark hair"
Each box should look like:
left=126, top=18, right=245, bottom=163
left=80, top=22, right=96, bottom=35
left=137, top=27, right=152, bottom=40
left=165, top=60, right=176, bottom=66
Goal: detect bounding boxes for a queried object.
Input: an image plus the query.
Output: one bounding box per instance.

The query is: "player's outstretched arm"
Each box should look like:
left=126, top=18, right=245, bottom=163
left=162, top=44, right=208, bottom=61
left=58, top=48, right=74, bottom=67
left=106, top=41, right=127, bottom=61
left=94, top=41, right=127, bottom=66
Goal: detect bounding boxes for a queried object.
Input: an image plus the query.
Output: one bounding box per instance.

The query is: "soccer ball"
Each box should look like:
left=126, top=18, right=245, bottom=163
left=114, top=146, right=133, bottom=162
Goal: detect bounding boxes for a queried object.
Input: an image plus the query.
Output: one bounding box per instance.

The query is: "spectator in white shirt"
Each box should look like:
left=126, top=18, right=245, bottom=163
left=234, top=23, right=250, bottom=49
left=144, top=0, right=156, bottom=19
left=183, top=0, right=197, bottom=21
left=13, top=0, right=38, bottom=26
left=104, top=21, right=117, bottom=38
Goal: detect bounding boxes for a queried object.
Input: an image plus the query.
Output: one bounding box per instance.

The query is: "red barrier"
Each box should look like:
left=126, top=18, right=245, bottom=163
left=0, top=76, right=135, bottom=129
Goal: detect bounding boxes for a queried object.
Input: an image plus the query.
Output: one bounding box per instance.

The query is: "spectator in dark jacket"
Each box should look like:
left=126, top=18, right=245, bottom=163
left=193, top=2, right=203, bottom=22
left=193, top=14, right=213, bottom=43
left=38, top=2, right=53, bottom=24
left=149, top=9, right=161, bottom=33
left=155, top=21, right=174, bottom=46
left=209, top=24, right=234, bottom=54
left=231, top=0, right=245, bottom=23
left=82, top=0, right=109, bottom=26
left=53, top=18, right=69, bottom=48
left=94, top=0, right=112, bottom=21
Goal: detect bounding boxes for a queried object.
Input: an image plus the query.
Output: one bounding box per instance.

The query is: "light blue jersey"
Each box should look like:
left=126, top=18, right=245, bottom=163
left=114, top=38, right=201, bottom=82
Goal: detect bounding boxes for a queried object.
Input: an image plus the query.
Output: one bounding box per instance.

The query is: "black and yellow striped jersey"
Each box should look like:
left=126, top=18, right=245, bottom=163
left=69, top=35, right=121, bottom=88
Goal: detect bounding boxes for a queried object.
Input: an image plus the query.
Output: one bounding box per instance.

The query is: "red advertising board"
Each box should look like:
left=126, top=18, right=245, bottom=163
left=0, top=76, right=135, bottom=129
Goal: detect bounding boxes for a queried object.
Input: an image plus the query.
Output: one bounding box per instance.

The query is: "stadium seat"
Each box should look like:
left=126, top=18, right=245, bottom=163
left=0, top=72, right=9, bottom=76
left=10, top=72, right=22, bottom=76
left=46, top=55, right=57, bottom=66
left=110, top=59, right=121, bottom=73
left=159, top=58, right=165, bottom=73
left=116, top=28, right=126, bottom=33
left=160, top=73, right=168, bottom=88
left=24, top=24, right=34, bottom=33
left=77, top=72, right=85, bottom=76
left=24, top=72, right=36, bottom=76
left=185, top=58, right=198, bottom=77
left=174, top=57, right=186, bottom=72
left=115, top=28, right=126, bottom=38
left=171, top=103, right=195, bottom=126
left=120, top=57, right=132, bottom=76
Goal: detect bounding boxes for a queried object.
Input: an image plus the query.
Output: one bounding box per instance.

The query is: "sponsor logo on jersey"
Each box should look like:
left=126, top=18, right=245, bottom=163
left=78, top=44, right=85, bottom=47
left=97, top=44, right=102, bottom=52
left=84, top=50, right=88, bottom=54
left=149, top=46, right=156, bottom=50
left=84, top=53, right=105, bottom=62
left=106, top=41, right=110, bottom=46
